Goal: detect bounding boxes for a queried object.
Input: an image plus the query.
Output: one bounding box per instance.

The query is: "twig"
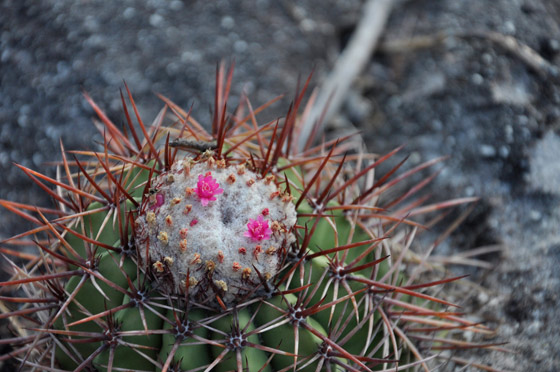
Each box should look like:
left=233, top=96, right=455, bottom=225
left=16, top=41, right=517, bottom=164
left=297, top=0, right=395, bottom=152
left=379, top=30, right=559, bottom=80
left=169, top=139, right=218, bottom=152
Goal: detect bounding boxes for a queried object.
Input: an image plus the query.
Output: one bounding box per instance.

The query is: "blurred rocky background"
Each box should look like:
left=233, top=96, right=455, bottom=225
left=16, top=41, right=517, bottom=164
left=1, top=0, right=559, bottom=371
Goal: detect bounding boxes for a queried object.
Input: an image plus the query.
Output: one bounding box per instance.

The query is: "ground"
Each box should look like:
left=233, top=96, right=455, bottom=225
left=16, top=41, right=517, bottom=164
left=0, top=0, right=558, bottom=371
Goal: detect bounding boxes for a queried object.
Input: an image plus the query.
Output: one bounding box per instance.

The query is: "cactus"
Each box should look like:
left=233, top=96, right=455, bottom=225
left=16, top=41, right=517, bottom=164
left=0, top=65, right=495, bottom=372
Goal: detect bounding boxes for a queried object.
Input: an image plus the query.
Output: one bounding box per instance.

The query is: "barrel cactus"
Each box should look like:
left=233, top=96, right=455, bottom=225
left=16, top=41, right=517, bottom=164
left=0, top=65, right=493, bottom=372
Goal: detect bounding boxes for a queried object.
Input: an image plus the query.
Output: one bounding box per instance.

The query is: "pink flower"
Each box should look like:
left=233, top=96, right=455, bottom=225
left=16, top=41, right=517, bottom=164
left=244, top=215, right=272, bottom=242
left=196, top=173, right=223, bottom=206
left=149, top=193, right=165, bottom=210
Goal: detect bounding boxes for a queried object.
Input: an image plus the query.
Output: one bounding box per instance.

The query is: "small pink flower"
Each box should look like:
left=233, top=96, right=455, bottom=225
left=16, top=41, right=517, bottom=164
left=196, top=173, right=223, bottom=206
left=244, top=215, right=272, bottom=242
left=149, top=193, right=165, bottom=210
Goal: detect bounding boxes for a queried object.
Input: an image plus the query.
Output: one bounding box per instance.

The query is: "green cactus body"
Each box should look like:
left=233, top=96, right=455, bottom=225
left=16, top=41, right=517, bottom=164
left=54, top=249, right=138, bottom=370
left=159, top=309, right=210, bottom=371
left=93, top=288, right=164, bottom=372
left=253, top=294, right=325, bottom=371
left=0, top=68, right=488, bottom=372
left=209, top=308, right=271, bottom=372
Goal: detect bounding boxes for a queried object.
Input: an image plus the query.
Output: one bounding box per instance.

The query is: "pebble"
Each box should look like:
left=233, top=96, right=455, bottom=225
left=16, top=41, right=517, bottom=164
left=234, top=40, right=248, bottom=53
left=471, top=73, right=484, bottom=85
left=123, top=7, right=135, bottom=19
left=503, top=20, right=516, bottom=34
left=526, top=320, right=542, bottom=336
left=529, top=210, right=542, bottom=221
left=499, top=145, right=510, bottom=158
left=221, top=16, right=235, bottom=29
left=505, top=125, right=514, bottom=143
left=149, top=14, right=164, bottom=28
left=479, top=144, right=496, bottom=157
left=170, top=0, right=183, bottom=10
left=481, top=52, right=493, bottom=65
left=430, top=119, right=443, bottom=131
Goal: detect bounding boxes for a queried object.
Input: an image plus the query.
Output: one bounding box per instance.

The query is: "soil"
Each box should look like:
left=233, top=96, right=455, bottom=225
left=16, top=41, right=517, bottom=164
left=1, top=0, right=559, bottom=371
